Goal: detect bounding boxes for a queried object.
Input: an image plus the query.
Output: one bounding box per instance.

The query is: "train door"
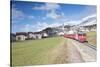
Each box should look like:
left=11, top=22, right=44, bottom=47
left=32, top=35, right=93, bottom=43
left=75, top=34, right=78, bottom=40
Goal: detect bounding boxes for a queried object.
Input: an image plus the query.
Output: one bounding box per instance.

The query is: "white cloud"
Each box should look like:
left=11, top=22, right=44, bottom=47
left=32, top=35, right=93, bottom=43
left=65, top=20, right=81, bottom=25
left=20, top=24, right=31, bottom=32
left=33, top=3, right=62, bottom=20
left=46, top=10, right=58, bottom=19
left=46, top=9, right=66, bottom=20
left=33, top=6, right=47, bottom=10
left=20, top=22, right=49, bottom=32
left=45, top=3, right=60, bottom=10
left=12, top=8, right=25, bottom=21
left=21, top=14, right=95, bottom=32
left=33, top=3, right=60, bottom=11
left=12, top=6, right=35, bottom=23
left=20, top=21, right=63, bottom=32
left=36, top=22, right=49, bottom=31
left=11, top=6, right=26, bottom=24
left=20, top=13, right=97, bottom=32
left=49, top=22, right=62, bottom=27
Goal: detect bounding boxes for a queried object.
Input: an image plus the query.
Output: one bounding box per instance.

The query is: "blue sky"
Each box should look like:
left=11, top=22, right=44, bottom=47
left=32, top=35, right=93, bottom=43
left=11, top=1, right=96, bottom=33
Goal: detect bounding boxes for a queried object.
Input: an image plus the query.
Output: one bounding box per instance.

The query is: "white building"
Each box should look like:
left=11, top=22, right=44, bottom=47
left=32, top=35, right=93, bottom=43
left=57, top=32, right=64, bottom=36
left=42, top=32, right=48, bottom=37
left=36, top=34, right=42, bottom=39
left=16, top=32, right=27, bottom=41
left=28, top=32, right=36, bottom=39
left=16, top=35, right=26, bottom=41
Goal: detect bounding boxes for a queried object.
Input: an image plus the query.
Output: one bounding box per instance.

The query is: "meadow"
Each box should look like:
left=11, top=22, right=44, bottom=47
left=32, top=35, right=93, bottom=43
left=11, top=32, right=96, bottom=66
left=12, top=36, right=66, bottom=66
left=86, top=31, right=96, bottom=45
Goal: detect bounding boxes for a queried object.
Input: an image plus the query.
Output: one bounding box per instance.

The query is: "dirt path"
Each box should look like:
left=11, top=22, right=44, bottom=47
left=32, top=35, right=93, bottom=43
left=50, top=38, right=84, bottom=64
left=67, top=39, right=84, bottom=63
left=49, top=38, right=96, bottom=64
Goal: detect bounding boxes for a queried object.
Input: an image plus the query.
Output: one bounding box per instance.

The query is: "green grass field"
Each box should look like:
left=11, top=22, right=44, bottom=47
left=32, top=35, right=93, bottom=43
left=12, top=32, right=96, bottom=66
left=86, top=31, right=96, bottom=45
left=12, top=36, right=65, bottom=66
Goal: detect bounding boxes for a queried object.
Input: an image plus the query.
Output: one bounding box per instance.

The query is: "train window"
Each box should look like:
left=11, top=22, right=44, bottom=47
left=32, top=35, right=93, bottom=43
left=83, top=34, right=86, bottom=36
left=78, top=34, right=82, bottom=36
left=78, top=34, right=86, bottom=36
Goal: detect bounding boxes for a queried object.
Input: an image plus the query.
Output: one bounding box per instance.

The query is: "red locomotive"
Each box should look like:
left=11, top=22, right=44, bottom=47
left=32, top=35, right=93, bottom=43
left=63, top=31, right=87, bottom=42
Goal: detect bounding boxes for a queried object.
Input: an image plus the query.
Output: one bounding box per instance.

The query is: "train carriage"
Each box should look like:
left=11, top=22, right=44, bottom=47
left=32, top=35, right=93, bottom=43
left=64, top=31, right=87, bottom=42
left=77, top=32, right=87, bottom=42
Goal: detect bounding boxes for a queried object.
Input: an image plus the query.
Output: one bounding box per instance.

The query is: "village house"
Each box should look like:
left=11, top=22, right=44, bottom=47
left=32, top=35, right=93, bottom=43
left=84, top=24, right=96, bottom=32
left=79, top=24, right=97, bottom=32
left=16, top=32, right=27, bottom=41
left=34, top=32, right=42, bottom=39
left=27, top=32, right=36, bottom=40
left=15, top=31, right=48, bottom=41
left=42, top=32, right=48, bottom=38
left=42, top=27, right=57, bottom=37
left=56, top=31, right=64, bottom=36
left=37, top=34, right=42, bottom=39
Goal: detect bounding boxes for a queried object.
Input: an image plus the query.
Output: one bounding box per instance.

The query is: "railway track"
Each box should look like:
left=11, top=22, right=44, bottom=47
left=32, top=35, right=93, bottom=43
left=83, top=42, right=96, bottom=50
left=71, top=39, right=97, bottom=50
left=64, top=37, right=97, bottom=50
left=71, top=39, right=96, bottom=62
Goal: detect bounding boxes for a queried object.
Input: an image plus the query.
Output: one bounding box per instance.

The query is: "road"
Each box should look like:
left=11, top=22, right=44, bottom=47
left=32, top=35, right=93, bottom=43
left=66, top=38, right=96, bottom=63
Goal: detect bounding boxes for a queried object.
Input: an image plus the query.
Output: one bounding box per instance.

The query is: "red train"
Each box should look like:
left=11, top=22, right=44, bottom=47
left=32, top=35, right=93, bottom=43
left=63, top=32, right=87, bottom=42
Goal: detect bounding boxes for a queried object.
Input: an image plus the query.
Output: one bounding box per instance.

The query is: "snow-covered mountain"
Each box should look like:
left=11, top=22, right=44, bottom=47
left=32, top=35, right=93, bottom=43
left=42, top=14, right=97, bottom=34
left=78, top=14, right=97, bottom=26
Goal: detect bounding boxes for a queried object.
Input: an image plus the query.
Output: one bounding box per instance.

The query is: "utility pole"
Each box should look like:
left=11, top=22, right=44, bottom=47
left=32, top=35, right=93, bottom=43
left=62, top=23, right=65, bottom=34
